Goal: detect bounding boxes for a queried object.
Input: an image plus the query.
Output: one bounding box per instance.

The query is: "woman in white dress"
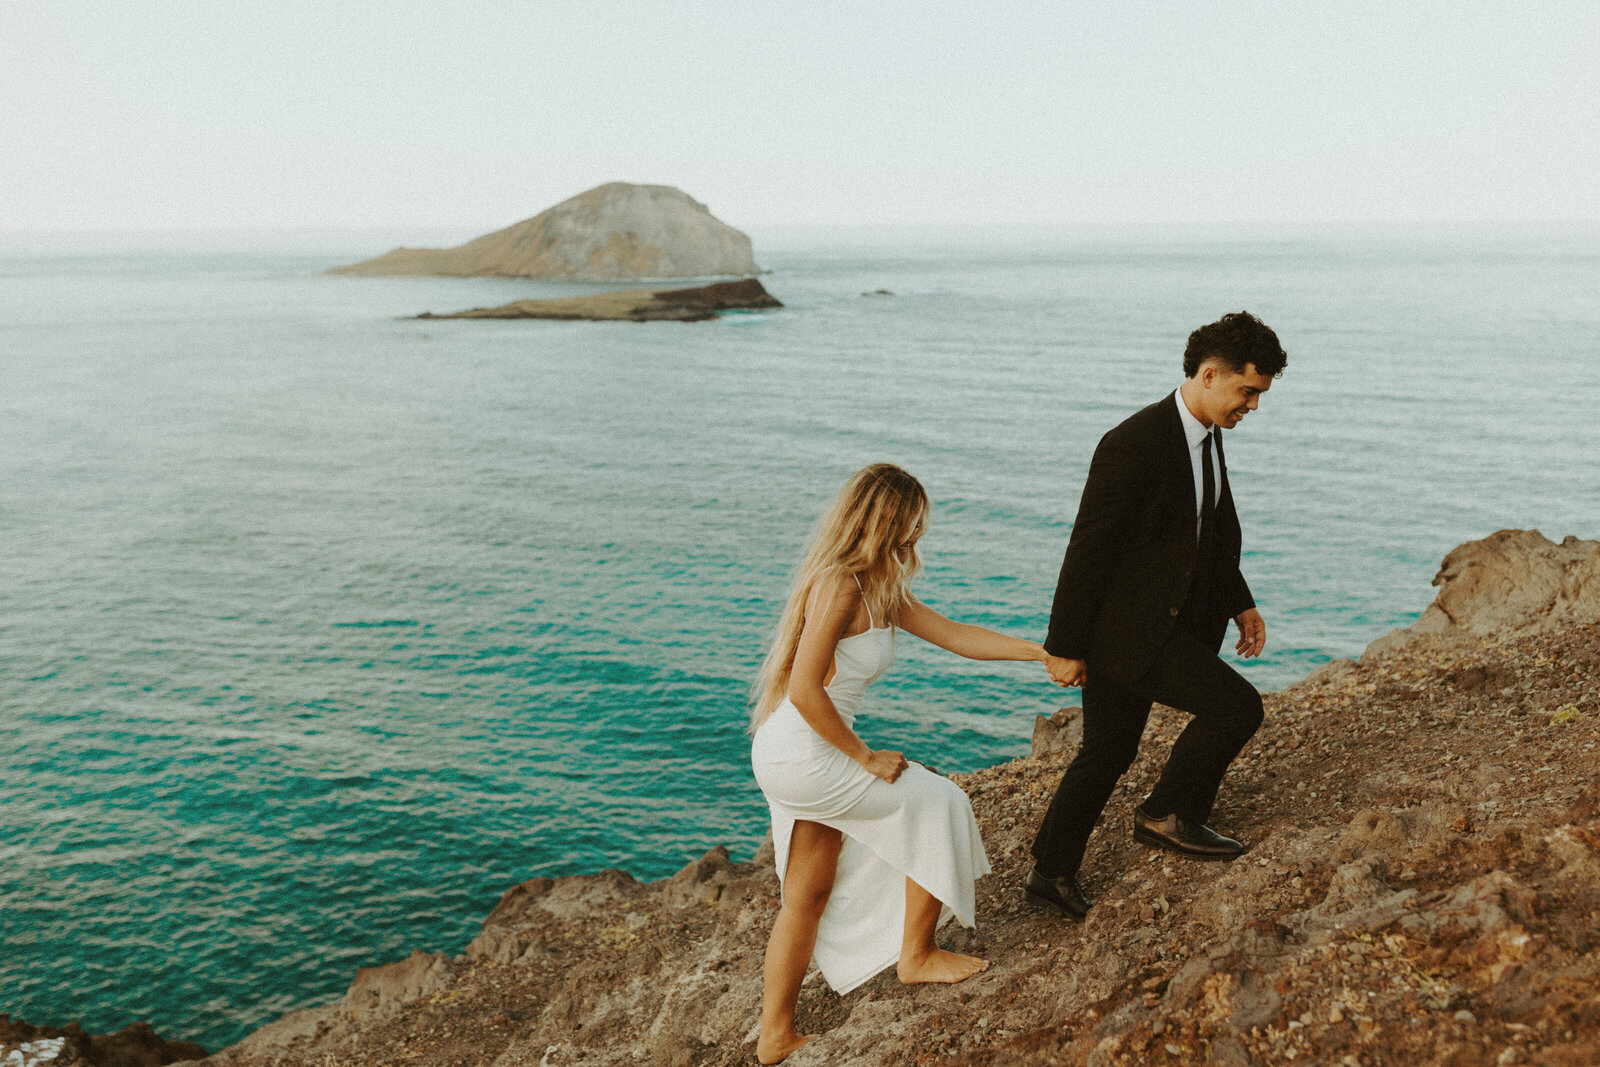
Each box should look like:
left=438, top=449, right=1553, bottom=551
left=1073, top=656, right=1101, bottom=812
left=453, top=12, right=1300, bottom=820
left=750, top=463, right=1050, bottom=1064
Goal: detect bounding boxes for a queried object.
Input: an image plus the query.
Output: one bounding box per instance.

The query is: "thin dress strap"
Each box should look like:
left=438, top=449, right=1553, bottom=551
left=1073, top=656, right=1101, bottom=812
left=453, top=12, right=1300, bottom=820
left=852, top=573, right=875, bottom=629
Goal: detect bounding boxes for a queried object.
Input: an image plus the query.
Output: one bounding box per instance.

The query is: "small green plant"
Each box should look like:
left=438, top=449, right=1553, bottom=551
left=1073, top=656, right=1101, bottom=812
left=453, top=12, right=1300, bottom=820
left=1551, top=704, right=1583, bottom=724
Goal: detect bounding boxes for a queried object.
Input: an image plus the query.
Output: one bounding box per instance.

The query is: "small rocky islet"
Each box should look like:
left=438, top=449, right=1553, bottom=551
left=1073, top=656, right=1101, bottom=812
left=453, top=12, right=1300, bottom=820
left=332, top=182, right=783, bottom=323
left=415, top=277, right=782, bottom=323
left=9, top=529, right=1595, bottom=1066
left=330, top=183, right=762, bottom=282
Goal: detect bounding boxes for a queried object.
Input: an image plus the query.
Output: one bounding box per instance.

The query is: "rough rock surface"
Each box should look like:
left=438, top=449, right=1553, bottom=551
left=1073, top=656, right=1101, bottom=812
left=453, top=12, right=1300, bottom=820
left=22, top=530, right=1599, bottom=1067
left=330, top=183, right=760, bottom=280
left=416, top=278, right=782, bottom=323
left=1361, top=529, right=1600, bottom=662
left=1030, top=706, right=1083, bottom=759
left=0, top=1016, right=206, bottom=1067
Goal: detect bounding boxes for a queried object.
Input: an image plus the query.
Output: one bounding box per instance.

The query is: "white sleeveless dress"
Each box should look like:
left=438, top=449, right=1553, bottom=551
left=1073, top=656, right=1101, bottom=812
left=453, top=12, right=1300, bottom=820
left=750, top=607, right=992, bottom=993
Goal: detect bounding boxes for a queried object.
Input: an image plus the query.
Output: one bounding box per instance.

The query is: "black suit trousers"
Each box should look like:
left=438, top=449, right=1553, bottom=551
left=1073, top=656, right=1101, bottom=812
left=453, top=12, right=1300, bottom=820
left=1030, top=625, right=1263, bottom=879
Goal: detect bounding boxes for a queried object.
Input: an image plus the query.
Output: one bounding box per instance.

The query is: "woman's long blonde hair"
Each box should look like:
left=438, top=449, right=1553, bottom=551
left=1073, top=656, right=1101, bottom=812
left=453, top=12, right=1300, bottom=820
left=749, top=463, right=929, bottom=732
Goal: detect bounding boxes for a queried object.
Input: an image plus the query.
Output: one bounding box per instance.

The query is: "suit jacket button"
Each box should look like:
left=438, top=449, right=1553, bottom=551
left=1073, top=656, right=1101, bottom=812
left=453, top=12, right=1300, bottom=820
left=1169, top=607, right=1180, bottom=617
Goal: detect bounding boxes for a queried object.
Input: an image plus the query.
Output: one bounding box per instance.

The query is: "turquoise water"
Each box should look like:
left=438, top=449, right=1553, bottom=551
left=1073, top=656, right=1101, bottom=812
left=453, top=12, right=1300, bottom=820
left=1, top=224, right=1597, bottom=1048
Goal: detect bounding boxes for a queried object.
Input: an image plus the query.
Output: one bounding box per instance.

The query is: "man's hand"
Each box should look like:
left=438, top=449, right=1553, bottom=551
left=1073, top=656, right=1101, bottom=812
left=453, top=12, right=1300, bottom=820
left=1045, top=655, right=1087, bottom=688
left=1233, top=608, right=1266, bottom=658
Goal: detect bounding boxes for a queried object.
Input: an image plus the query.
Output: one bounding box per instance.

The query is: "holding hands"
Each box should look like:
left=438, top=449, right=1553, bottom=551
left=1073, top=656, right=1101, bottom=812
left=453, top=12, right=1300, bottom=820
left=1044, top=654, right=1086, bottom=688
left=1040, top=609, right=1266, bottom=689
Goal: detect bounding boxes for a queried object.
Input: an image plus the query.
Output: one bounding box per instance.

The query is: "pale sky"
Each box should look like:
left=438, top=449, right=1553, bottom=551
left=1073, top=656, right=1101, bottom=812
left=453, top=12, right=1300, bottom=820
left=3, top=0, right=1597, bottom=231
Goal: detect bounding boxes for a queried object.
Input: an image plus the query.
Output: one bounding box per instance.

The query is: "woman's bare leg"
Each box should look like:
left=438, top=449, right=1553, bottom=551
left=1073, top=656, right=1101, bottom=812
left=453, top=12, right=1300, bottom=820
left=758, top=821, right=842, bottom=1065
left=896, top=877, right=989, bottom=984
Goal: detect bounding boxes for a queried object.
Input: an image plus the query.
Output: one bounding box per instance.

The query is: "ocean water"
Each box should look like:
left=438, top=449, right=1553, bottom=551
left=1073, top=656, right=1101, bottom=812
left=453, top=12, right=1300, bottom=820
left=1, top=223, right=1596, bottom=1048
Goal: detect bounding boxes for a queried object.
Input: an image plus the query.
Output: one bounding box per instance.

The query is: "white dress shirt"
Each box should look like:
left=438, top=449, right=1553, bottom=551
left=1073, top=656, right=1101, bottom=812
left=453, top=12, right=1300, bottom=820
left=1174, top=387, right=1219, bottom=541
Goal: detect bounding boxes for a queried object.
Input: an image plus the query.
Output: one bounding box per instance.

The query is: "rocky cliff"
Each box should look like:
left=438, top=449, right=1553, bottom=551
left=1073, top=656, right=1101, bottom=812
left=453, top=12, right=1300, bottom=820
left=329, top=184, right=760, bottom=280
left=9, top=531, right=1598, bottom=1067
left=0, top=1016, right=205, bottom=1067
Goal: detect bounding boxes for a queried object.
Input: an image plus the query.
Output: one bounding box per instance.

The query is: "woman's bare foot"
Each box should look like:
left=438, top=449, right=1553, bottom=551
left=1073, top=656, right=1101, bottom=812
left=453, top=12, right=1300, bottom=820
left=757, top=1030, right=815, bottom=1064
left=896, top=948, right=990, bottom=985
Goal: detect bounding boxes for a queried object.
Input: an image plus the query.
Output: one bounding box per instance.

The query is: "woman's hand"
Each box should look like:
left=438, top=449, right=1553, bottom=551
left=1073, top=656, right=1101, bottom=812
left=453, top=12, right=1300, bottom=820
left=861, top=749, right=909, bottom=783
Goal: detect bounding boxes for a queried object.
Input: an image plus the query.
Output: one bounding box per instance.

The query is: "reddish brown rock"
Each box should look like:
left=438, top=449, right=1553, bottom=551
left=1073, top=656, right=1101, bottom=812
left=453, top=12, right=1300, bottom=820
left=0, top=1016, right=206, bottom=1067
left=340, top=950, right=452, bottom=1022
left=1364, top=529, right=1600, bottom=660
left=1031, top=706, right=1083, bottom=758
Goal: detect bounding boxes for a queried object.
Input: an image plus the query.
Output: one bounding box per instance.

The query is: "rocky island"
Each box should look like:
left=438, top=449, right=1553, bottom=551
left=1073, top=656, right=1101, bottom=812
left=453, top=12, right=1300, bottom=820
left=329, top=183, right=761, bottom=280
left=6, top=530, right=1597, bottom=1066
left=415, top=278, right=782, bottom=323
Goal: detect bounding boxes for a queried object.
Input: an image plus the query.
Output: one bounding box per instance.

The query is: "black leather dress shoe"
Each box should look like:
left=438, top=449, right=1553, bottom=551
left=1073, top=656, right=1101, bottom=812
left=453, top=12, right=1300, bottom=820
left=1024, top=866, right=1091, bottom=922
left=1132, top=806, right=1244, bottom=859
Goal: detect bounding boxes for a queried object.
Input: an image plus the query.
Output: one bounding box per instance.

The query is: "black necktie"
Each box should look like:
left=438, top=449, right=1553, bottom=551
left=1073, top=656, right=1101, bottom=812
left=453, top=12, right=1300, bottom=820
left=1200, top=430, right=1216, bottom=540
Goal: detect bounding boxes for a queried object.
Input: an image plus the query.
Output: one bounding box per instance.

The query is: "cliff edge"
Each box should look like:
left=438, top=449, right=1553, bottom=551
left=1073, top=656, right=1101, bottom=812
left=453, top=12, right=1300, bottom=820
left=329, top=183, right=760, bottom=280
left=15, top=531, right=1597, bottom=1067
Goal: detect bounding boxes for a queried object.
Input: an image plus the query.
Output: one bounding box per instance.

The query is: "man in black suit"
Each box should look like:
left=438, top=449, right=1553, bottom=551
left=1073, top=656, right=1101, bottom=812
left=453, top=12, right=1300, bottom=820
left=1024, top=311, right=1286, bottom=922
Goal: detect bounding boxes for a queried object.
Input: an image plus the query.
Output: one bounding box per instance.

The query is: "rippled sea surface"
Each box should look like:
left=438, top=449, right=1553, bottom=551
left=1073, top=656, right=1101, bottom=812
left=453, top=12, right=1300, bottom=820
left=2, top=224, right=1597, bottom=1047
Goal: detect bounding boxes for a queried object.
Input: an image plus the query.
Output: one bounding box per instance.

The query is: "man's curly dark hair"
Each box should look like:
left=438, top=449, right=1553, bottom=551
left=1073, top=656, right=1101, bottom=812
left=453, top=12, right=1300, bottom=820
left=1183, top=311, right=1287, bottom=379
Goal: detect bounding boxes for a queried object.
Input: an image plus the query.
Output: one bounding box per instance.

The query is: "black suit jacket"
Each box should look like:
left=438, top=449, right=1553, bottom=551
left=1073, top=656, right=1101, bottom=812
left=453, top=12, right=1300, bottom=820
left=1045, top=392, right=1254, bottom=686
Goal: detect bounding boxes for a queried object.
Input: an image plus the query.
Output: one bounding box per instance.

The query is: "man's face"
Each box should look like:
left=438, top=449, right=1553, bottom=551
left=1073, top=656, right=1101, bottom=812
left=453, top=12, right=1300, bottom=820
left=1197, top=360, right=1273, bottom=429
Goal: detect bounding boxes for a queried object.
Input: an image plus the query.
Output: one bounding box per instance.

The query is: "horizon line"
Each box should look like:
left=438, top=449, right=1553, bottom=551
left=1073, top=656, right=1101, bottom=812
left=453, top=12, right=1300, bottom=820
left=4, top=217, right=1599, bottom=237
